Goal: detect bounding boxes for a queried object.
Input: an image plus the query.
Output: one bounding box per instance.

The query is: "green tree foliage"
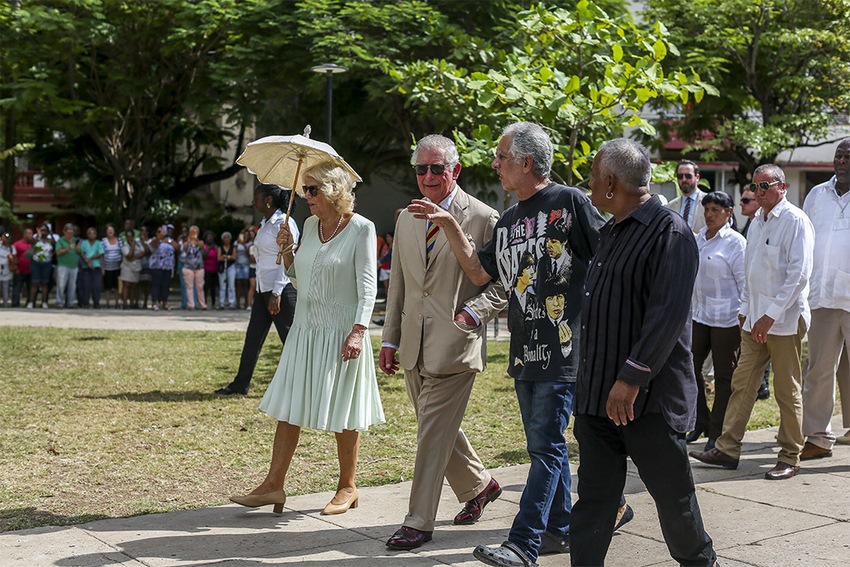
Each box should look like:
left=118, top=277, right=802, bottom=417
left=644, top=0, right=850, bottom=183
left=386, top=1, right=714, bottom=186
left=1, top=0, right=256, bottom=224
left=2, top=0, right=680, bottom=221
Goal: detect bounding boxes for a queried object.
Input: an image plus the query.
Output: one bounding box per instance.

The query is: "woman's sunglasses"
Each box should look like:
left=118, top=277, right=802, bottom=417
left=302, top=185, right=321, bottom=197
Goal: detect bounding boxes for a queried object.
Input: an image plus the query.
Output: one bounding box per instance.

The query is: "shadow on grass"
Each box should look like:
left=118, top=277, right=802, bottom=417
left=494, top=449, right=527, bottom=464
left=77, top=336, right=109, bottom=341
left=0, top=508, right=110, bottom=532
left=77, top=390, right=248, bottom=402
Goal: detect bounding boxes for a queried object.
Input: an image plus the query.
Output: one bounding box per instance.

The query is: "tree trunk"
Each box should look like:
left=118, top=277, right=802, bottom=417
left=2, top=109, right=15, bottom=206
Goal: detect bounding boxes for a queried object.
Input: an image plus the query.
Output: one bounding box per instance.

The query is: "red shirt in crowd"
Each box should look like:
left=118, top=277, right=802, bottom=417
left=12, top=239, right=31, bottom=274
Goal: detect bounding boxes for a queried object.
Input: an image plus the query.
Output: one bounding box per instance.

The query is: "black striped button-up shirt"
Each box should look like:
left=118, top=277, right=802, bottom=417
left=576, top=195, right=699, bottom=433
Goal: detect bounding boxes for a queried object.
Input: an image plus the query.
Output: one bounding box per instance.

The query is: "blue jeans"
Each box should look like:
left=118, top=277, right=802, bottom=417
left=508, top=380, right=574, bottom=562
left=219, top=264, right=236, bottom=307
left=55, top=266, right=78, bottom=307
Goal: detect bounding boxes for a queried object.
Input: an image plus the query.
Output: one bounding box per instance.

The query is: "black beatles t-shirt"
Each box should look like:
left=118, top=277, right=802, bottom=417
left=479, top=183, right=604, bottom=382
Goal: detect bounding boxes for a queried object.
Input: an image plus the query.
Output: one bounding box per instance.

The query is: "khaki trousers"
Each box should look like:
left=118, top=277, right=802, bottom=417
left=402, top=365, right=490, bottom=532
left=716, top=317, right=806, bottom=466
left=802, top=308, right=850, bottom=448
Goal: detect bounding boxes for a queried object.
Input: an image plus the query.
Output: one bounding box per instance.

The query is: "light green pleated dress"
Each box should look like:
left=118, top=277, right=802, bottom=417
left=259, top=213, right=385, bottom=432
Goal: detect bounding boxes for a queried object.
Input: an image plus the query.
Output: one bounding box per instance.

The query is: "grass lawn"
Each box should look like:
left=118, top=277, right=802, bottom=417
left=0, top=327, right=784, bottom=532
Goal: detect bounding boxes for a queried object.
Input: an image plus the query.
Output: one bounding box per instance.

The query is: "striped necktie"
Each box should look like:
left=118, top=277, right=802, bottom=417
left=682, top=196, right=692, bottom=227
left=426, top=220, right=439, bottom=262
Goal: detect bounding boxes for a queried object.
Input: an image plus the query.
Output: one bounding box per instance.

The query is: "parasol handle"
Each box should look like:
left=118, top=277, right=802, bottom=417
left=277, top=156, right=304, bottom=265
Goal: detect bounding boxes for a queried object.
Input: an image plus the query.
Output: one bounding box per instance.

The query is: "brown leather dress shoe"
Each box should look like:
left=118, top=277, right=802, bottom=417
left=386, top=526, right=433, bottom=550
left=453, top=478, right=502, bottom=525
left=800, top=441, right=832, bottom=460
left=764, top=461, right=800, bottom=480
left=689, top=448, right=739, bottom=469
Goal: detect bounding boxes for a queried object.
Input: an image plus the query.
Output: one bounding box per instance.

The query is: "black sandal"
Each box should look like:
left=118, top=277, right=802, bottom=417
left=472, top=541, right=538, bottom=567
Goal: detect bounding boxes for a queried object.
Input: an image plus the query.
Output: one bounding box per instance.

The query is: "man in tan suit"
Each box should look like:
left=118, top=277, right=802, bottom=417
left=667, top=159, right=706, bottom=234
left=381, top=134, right=506, bottom=551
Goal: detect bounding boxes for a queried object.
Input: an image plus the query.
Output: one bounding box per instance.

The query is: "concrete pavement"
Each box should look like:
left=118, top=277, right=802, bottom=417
left=0, top=301, right=511, bottom=339
left=1, top=418, right=847, bottom=566
left=1, top=311, right=848, bottom=566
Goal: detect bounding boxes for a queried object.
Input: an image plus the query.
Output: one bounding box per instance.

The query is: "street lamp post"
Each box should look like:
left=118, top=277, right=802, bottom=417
left=310, top=64, right=348, bottom=145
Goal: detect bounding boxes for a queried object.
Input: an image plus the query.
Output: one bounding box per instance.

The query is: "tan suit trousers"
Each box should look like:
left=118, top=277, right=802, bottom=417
left=802, top=308, right=850, bottom=449
left=716, top=317, right=806, bottom=466
left=402, top=365, right=490, bottom=532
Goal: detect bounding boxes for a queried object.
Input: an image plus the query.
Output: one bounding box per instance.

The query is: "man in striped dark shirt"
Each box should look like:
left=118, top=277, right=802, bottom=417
left=570, top=139, right=717, bottom=566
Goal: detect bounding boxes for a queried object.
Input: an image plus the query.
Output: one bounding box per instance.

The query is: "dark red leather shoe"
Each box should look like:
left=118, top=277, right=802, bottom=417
left=386, top=526, right=433, bottom=550
left=764, top=461, right=800, bottom=480
left=689, top=448, right=739, bottom=470
left=453, top=478, right=502, bottom=525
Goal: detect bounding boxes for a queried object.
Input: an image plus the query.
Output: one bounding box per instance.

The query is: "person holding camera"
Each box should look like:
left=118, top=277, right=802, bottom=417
left=55, top=223, right=81, bottom=308
left=79, top=227, right=105, bottom=308
left=0, top=231, right=16, bottom=307
left=148, top=225, right=179, bottom=311
left=120, top=228, right=146, bottom=308
left=180, top=225, right=207, bottom=310
left=218, top=231, right=237, bottom=309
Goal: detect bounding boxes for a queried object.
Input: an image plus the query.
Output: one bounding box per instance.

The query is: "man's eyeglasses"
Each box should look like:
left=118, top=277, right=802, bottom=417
left=740, top=198, right=754, bottom=204
left=302, top=185, right=321, bottom=197
left=413, top=163, right=448, bottom=176
left=677, top=173, right=694, bottom=179
left=745, top=180, right=781, bottom=193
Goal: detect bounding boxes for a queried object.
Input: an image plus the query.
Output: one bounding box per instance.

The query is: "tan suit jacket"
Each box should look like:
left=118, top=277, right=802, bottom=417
left=383, top=188, right=506, bottom=374
left=667, top=189, right=706, bottom=234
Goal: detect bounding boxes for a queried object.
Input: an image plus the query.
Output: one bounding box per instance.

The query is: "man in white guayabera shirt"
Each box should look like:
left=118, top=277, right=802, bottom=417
left=691, top=164, right=814, bottom=481
left=800, top=138, right=850, bottom=457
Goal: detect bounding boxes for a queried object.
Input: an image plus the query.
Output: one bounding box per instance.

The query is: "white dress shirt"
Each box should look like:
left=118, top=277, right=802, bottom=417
left=255, top=208, right=300, bottom=295
left=693, top=224, right=746, bottom=328
left=740, top=198, right=814, bottom=335
left=803, top=176, right=850, bottom=312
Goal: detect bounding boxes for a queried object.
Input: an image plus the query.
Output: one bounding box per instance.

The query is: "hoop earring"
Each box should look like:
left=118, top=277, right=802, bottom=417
left=606, top=191, right=614, bottom=200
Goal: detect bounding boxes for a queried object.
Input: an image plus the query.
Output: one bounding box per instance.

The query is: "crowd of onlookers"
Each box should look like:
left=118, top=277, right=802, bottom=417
left=0, top=220, right=265, bottom=311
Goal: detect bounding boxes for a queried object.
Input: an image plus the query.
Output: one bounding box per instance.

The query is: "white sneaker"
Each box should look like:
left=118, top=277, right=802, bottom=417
left=26, top=302, right=34, bottom=309
left=41, top=302, right=49, bottom=309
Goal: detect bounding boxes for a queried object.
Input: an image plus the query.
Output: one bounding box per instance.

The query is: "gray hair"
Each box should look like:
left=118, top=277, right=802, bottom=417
left=754, top=163, right=786, bottom=185
left=221, top=231, right=232, bottom=241
left=598, top=138, right=651, bottom=194
left=502, top=122, right=553, bottom=179
left=411, top=134, right=459, bottom=168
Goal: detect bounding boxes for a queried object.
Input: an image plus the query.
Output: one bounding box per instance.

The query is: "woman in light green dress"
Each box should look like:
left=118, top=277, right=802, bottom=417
left=230, top=160, right=385, bottom=516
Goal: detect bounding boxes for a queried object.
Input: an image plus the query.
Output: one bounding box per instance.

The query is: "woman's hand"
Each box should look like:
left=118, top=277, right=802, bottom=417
left=267, top=293, right=281, bottom=315
left=342, top=325, right=366, bottom=361
left=276, top=224, right=294, bottom=250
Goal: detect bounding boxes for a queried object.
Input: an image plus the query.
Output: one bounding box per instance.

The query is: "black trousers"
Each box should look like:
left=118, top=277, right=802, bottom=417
left=229, top=286, right=297, bottom=393
left=12, top=272, right=30, bottom=307
left=571, top=413, right=715, bottom=567
left=692, top=321, right=741, bottom=440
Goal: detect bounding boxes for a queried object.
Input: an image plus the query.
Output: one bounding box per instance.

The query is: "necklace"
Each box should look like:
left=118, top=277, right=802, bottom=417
left=319, top=215, right=344, bottom=242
